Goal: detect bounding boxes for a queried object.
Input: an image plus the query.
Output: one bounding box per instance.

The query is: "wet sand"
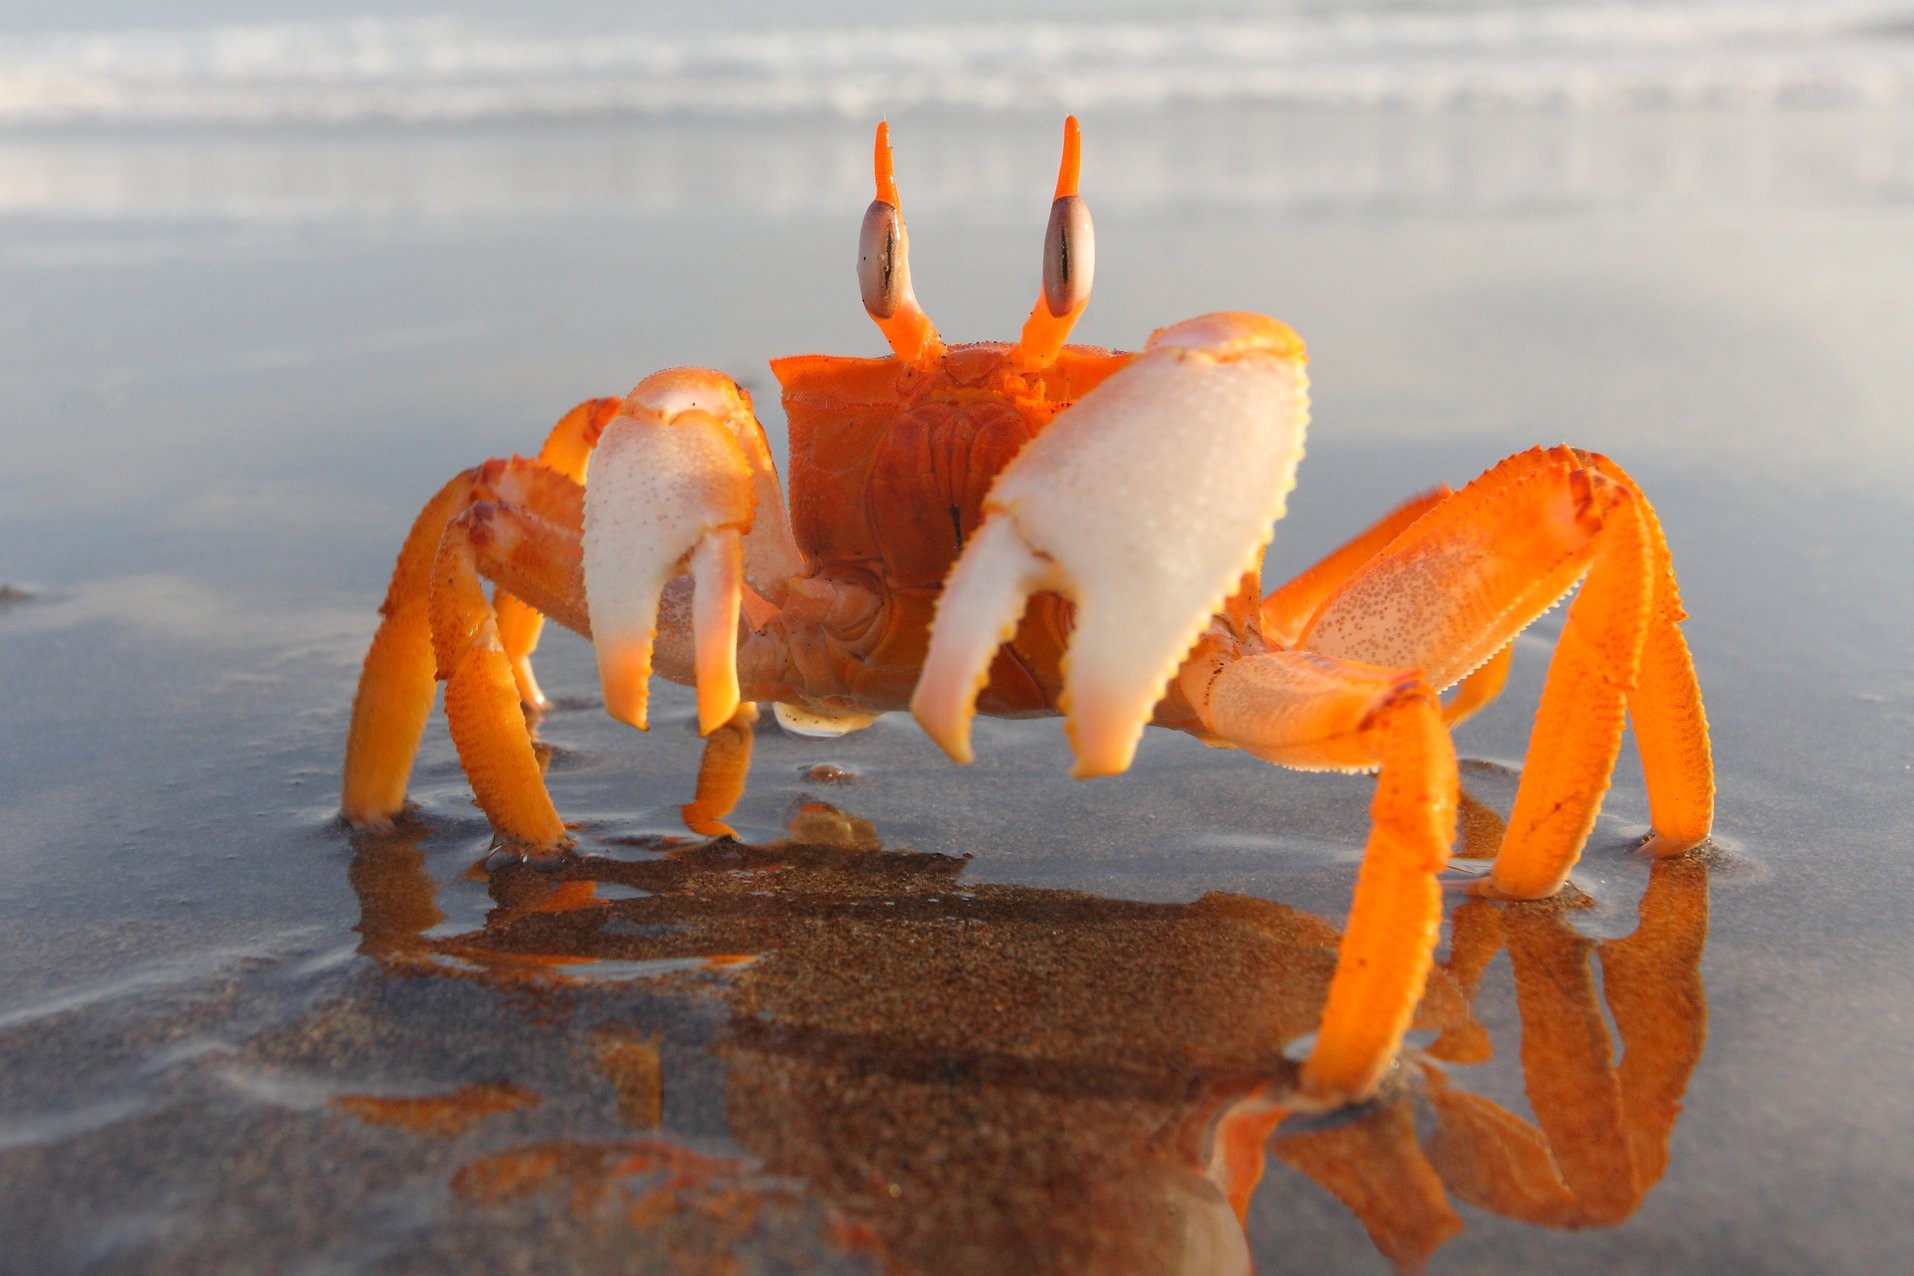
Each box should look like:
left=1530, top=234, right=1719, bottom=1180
left=3, top=105, right=1914, bottom=1272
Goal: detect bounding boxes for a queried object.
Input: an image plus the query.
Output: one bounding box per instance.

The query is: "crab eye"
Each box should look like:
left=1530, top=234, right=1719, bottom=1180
left=1041, top=193, right=1094, bottom=318
left=858, top=199, right=902, bottom=320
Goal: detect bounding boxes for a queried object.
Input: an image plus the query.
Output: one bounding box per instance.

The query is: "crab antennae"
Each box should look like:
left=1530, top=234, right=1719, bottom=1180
left=1012, top=116, right=1095, bottom=371
left=858, top=121, right=944, bottom=368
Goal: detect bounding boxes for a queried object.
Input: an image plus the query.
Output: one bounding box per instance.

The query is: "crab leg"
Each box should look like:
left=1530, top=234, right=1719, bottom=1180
left=1442, top=641, right=1514, bottom=728
left=1311, top=681, right=1458, bottom=1101
left=1484, top=481, right=1652, bottom=897
left=1297, top=448, right=1608, bottom=692
left=1260, top=486, right=1450, bottom=649
left=583, top=369, right=801, bottom=737
left=430, top=502, right=570, bottom=849
left=1584, top=454, right=1714, bottom=856
left=912, top=312, right=1311, bottom=775
left=341, top=470, right=488, bottom=830
left=680, top=703, right=759, bottom=839
left=423, top=453, right=705, bottom=851
left=1261, top=485, right=1513, bottom=724
left=1184, top=649, right=1457, bottom=1101
left=1292, top=446, right=1712, bottom=899
left=342, top=456, right=593, bottom=835
left=342, top=396, right=609, bottom=832
left=431, top=460, right=600, bottom=850
left=343, top=372, right=799, bottom=845
left=462, top=487, right=589, bottom=637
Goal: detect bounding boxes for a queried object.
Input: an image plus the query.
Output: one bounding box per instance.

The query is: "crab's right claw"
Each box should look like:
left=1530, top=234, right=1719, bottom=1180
left=584, top=369, right=797, bottom=736
left=911, top=313, right=1311, bottom=775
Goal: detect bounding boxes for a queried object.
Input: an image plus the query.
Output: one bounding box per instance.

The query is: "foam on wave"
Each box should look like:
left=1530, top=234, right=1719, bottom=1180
left=4, top=3, right=1914, bottom=126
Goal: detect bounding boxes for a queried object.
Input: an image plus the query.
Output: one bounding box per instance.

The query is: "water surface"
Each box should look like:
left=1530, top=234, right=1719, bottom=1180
left=3, top=14, right=1914, bottom=1271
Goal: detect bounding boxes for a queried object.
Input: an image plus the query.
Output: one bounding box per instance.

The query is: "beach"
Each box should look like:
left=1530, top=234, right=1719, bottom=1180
left=4, top=5, right=1914, bottom=1271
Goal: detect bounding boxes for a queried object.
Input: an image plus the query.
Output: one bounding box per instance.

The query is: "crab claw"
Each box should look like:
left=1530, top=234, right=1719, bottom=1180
left=912, top=313, right=1311, bottom=776
left=584, top=369, right=786, bottom=735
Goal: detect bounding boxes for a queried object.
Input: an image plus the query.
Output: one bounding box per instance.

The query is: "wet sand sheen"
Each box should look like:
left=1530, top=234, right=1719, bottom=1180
left=0, top=793, right=1711, bottom=1273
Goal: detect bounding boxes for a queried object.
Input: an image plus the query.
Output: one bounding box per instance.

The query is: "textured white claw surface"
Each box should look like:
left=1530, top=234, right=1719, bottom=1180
left=911, top=517, right=1059, bottom=764
left=914, top=312, right=1311, bottom=775
left=583, top=381, right=756, bottom=731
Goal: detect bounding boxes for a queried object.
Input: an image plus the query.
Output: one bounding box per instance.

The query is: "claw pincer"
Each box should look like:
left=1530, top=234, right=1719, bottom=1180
left=584, top=370, right=802, bottom=736
left=912, top=313, right=1310, bottom=777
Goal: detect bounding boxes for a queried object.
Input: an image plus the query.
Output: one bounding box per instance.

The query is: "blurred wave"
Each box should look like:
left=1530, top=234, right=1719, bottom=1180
left=5, top=3, right=1914, bottom=126
left=3, top=106, right=1911, bottom=236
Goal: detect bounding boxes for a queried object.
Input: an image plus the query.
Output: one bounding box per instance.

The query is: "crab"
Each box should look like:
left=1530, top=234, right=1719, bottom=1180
left=340, top=118, right=1715, bottom=1105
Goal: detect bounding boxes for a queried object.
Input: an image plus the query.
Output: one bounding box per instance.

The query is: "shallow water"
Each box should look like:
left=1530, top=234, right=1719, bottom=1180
left=3, top=93, right=1914, bottom=1273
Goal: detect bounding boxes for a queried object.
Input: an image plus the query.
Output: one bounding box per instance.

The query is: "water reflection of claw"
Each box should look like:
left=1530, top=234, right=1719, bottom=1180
left=344, top=776, right=1708, bottom=1272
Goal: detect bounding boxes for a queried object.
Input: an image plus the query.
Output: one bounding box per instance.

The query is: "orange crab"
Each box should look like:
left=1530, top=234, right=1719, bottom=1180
left=340, top=119, right=1714, bottom=1105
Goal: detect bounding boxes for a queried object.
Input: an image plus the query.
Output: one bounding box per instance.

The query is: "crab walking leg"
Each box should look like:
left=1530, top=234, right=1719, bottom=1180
left=1307, top=685, right=1456, bottom=1101
left=681, top=703, right=759, bottom=839
left=1184, top=650, right=1457, bottom=1101
left=584, top=369, right=802, bottom=736
left=342, top=470, right=486, bottom=829
left=1298, top=447, right=1610, bottom=693
left=433, top=465, right=600, bottom=853
left=1292, top=447, right=1706, bottom=897
left=494, top=396, right=622, bottom=709
left=1484, top=482, right=1653, bottom=897
left=460, top=497, right=589, bottom=637
left=1585, top=454, right=1714, bottom=855
left=1261, top=486, right=1450, bottom=649
left=1259, top=482, right=1520, bottom=725
left=341, top=457, right=591, bottom=830
left=1442, top=640, right=1514, bottom=728
left=429, top=506, right=569, bottom=850
left=913, top=312, right=1310, bottom=775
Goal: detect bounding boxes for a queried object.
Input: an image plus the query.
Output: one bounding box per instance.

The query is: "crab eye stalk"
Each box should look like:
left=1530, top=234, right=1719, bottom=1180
left=857, top=198, right=903, bottom=320
left=1013, top=116, right=1094, bottom=371
left=1041, top=193, right=1095, bottom=319
left=859, top=121, right=944, bottom=368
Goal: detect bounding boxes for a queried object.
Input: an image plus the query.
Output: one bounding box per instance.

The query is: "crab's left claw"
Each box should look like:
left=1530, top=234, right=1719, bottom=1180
left=912, top=313, right=1311, bottom=776
left=584, top=370, right=799, bottom=735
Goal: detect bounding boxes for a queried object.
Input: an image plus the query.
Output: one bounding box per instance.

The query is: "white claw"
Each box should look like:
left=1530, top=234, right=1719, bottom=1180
left=912, top=517, right=1059, bottom=764
left=912, top=313, right=1311, bottom=776
left=584, top=373, right=758, bottom=733
left=688, top=527, right=744, bottom=733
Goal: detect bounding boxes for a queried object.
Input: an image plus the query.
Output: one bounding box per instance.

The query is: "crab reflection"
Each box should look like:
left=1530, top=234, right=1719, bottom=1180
left=346, top=728, right=1708, bottom=1273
